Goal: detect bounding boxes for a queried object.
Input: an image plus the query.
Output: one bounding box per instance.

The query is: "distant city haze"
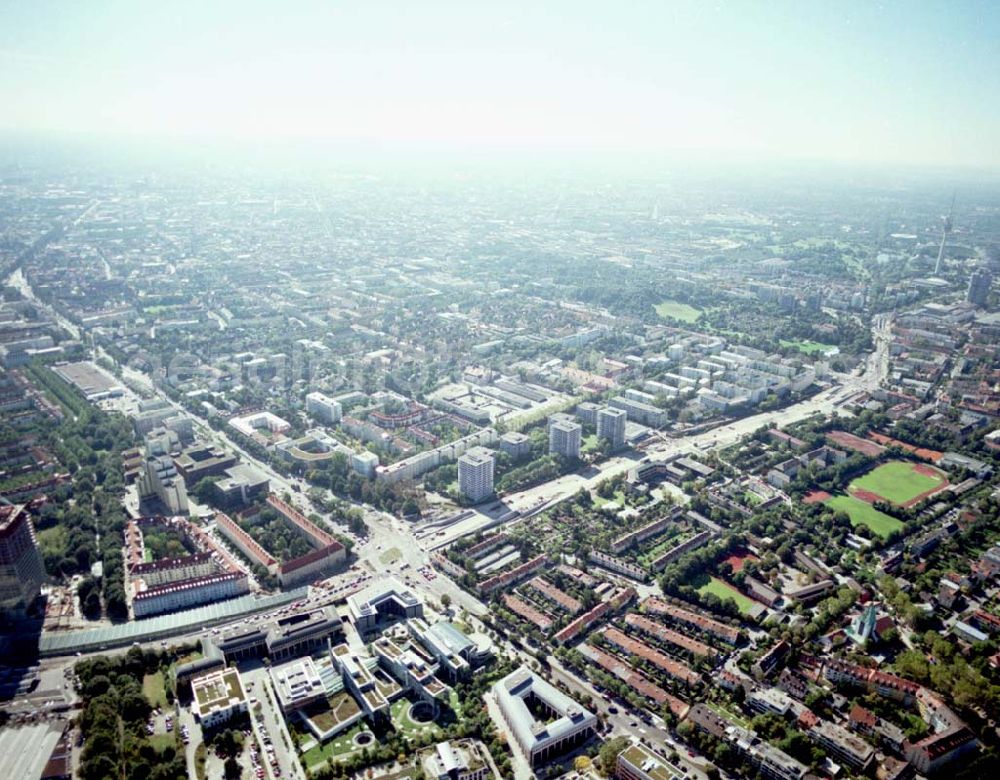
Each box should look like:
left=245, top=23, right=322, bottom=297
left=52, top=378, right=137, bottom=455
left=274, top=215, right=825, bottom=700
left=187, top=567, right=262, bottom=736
left=1, top=0, right=998, bottom=170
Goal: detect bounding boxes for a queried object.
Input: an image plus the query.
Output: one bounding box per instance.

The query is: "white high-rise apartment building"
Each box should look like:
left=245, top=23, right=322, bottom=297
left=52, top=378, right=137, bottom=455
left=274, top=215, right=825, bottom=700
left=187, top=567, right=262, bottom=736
left=306, top=391, right=343, bottom=424
left=458, top=447, right=495, bottom=503
left=596, top=407, right=627, bottom=450
left=549, top=419, right=582, bottom=459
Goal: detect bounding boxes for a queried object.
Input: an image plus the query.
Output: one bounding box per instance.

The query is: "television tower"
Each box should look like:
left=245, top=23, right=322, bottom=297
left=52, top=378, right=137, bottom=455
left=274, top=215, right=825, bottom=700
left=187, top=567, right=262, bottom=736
left=933, top=193, right=955, bottom=275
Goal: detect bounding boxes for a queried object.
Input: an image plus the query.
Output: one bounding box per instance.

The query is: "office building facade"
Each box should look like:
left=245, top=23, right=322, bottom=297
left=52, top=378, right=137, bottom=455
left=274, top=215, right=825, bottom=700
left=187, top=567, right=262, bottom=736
left=492, top=666, right=597, bottom=767
left=138, top=454, right=189, bottom=514
left=0, top=504, right=45, bottom=619
left=968, top=267, right=992, bottom=306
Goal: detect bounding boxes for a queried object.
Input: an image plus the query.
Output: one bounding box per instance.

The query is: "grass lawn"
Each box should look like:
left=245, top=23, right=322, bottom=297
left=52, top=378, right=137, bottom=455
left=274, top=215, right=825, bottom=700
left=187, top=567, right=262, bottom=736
left=594, top=489, right=629, bottom=509
left=849, top=461, right=946, bottom=505
left=581, top=433, right=600, bottom=454
left=697, top=576, right=757, bottom=615
left=653, top=300, right=702, bottom=323
left=390, top=698, right=440, bottom=737
left=143, top=671, right=169, bottom=709
left=592, top=493, right=614, bottom=508
left=149, top=733, right=178, bottom=753
left=379, top=547, right=402, bottom=565
left=194, top=742, right=207, bottom=780
left=826, top=495, right=903, bottom=539
left=637, top=531, right=682, bottom=565
left=779, top=339, right=837, bottom=355
left=304, top=692, right=360, bottom=733
left=173, top=651, right=203, bottom=668
left=301, top=722, right=371, bottom=768
left=706, top=701, right=751, bottom=728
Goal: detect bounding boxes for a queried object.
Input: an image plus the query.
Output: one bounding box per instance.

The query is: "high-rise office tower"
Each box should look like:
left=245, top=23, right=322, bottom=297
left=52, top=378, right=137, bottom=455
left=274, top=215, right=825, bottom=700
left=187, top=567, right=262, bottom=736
left=0, top=504, right=45, bottom=620
left=967, top=267, right=992, bottom=306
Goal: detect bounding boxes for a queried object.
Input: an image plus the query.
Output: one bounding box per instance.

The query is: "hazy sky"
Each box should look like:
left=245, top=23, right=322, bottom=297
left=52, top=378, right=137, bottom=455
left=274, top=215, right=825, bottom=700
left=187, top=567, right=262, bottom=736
left=1, top=1, right=998, bottom=169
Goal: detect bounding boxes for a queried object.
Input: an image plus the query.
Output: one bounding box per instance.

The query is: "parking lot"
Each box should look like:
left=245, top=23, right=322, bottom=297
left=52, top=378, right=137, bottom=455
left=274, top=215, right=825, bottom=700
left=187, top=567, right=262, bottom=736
left=241, top=668, right=306, bottom=780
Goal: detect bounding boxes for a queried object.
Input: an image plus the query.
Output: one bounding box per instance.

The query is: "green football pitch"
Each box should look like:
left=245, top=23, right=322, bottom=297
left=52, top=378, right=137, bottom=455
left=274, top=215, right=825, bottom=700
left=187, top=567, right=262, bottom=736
left=826, top=495, right=904, bottom=539
left=848, top=460, right=945, bottom=505
left=697, top=576, right=757, bottom=614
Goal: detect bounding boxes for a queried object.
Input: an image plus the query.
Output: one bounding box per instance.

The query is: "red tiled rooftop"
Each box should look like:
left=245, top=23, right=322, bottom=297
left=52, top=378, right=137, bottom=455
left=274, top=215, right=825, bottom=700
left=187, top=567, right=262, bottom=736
left=849, top=704, right=877, bottom=728
left=602, top=626, right=700, bottom=685
left=266, top=494, right=341, bottom=549
left=503, top=593, right=553, bottom=631
left=554, top=602, right=609, bottom=643
left=642, top=597, right=740, bottom=643
left=279, top=543, right=344, bottom=574
left=526, top=576, right=582, bottom=613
